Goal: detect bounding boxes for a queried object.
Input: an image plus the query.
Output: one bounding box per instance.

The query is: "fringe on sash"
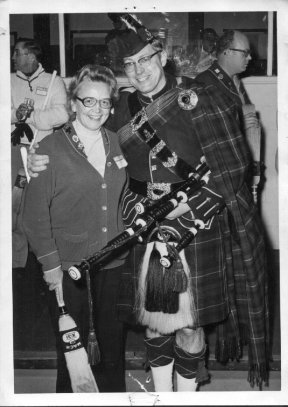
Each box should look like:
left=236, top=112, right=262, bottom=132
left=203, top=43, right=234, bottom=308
left=215, top=324, right=269, bottom=389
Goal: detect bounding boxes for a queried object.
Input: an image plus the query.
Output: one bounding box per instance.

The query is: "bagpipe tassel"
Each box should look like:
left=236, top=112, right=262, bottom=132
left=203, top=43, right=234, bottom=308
left=145, top=244, right=164, bottom=312
left=87, top=328, right=101, bottom=366
left=85, top=270, right=101, bottom=366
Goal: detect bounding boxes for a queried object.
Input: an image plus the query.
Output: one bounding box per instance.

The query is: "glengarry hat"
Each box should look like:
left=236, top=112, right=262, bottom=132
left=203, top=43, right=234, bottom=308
left=109, top=13, right=156, bottom=58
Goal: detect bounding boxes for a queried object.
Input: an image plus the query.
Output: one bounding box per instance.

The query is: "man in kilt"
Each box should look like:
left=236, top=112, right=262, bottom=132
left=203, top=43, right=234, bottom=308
left=107, top=14, right=269, bottom=392
left=28, top=13, right=269, bottom=392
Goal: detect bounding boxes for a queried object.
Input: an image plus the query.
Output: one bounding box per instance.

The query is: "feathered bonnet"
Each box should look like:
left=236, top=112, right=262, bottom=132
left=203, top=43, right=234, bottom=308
left=107, top=13, right=157, bottom=58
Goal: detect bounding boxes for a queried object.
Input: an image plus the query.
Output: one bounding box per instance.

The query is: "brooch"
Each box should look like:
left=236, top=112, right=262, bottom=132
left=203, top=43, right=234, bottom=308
left=178, top=89, right=198, bottom=110
left=130, top=108, right=148, bottom=132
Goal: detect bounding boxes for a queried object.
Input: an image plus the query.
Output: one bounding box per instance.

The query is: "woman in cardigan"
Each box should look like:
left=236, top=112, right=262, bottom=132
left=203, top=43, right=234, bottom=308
left=22, top=65, right=128, bottom=393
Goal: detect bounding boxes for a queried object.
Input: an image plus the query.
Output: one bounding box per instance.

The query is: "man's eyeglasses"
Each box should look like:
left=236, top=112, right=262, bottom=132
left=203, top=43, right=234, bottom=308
left=123, top=50, right=161, bottom=73
left=229, top=48, right=251, bottom=58
left=76, top=97, right=112, bottom=109
left=13, top=49, right=29, bottom=57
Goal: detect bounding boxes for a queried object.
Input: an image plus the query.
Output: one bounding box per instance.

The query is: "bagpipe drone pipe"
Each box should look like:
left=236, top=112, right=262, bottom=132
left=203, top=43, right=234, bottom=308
left=68, top=157, right=225, bottom=281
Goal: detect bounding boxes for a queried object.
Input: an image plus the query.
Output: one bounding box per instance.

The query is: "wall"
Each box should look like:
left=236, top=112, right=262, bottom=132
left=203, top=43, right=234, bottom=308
left=204, top=11, right=268, bottom=34
left=9, top=14, right=33, bottom=38
left=243, top=76, right=278, bottom=249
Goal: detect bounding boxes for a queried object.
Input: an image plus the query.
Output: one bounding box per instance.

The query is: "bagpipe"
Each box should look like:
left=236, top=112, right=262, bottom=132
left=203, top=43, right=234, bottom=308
left=68, top=157, right=226, bottom=282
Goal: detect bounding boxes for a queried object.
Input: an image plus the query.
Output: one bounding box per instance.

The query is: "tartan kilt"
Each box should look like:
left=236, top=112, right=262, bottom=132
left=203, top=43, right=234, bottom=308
left=117, top=188, right=230, bottom=328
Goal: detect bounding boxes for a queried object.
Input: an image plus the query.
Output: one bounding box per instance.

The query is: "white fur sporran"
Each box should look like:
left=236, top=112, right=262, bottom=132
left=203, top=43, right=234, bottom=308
left=136, top=241, right=197, bottom=334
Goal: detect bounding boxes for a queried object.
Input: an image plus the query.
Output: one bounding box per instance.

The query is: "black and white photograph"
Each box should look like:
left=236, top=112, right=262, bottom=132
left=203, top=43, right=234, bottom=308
left=0, top=0, right=287, bottom=405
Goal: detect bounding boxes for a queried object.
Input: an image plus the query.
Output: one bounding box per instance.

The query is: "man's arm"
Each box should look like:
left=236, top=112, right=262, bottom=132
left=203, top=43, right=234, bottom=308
left=23, top=148, right=63, bottom=290
left=25, top=76, right=69, bottom=130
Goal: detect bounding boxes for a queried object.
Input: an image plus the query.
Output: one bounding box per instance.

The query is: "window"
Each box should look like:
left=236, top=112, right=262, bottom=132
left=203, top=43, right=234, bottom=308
left=10, top=12, right=277, bottom=78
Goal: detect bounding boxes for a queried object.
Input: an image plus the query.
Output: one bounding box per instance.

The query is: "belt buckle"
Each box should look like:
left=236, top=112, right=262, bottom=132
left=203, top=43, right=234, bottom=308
left=130, top=108, right=148, bottom=133
left=147, top=182, right=171, bottom=200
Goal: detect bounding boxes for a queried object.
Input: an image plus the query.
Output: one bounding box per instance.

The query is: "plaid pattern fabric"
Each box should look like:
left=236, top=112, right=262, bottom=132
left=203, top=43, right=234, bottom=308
left=190, top=84, right=269, bottom=384
left=116, top=79, right=269, bottom=385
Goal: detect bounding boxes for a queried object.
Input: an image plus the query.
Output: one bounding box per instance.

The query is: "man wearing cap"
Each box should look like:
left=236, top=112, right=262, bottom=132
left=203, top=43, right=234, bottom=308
left=108, top=15, right=269, bottom=392
left=28, top=14, right=269, bottom=392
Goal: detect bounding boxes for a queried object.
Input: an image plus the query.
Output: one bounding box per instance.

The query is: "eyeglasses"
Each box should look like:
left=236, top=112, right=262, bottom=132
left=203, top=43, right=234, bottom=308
left=123, top=51, right=161, bottom=73
left=228, top=48, right=251, bottom=58
left=76, top=96, right=112, bottom=109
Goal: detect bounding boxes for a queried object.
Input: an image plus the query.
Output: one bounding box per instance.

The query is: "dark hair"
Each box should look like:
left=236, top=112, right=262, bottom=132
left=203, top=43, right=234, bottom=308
left=15, top=38, right=42, bottom=61
left=68, top=64, right=119, bottom=115
left=202, top=28, right=218, bottom=40
left=216, top=30, right=235, bottom=56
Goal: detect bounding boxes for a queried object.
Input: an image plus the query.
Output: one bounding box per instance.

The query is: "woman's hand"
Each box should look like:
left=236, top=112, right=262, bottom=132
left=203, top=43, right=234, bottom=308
left=43, top=266, right=63, bottom=291
left=27, top=142, right=49, bottom=178
left=165, top=202, right=193, bottom=220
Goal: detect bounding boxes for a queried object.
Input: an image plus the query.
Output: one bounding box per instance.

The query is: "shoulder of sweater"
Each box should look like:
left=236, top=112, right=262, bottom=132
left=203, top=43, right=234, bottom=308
left=37, top=126, right=67, bottom=153
left=103, top=126, right=117, bottom=139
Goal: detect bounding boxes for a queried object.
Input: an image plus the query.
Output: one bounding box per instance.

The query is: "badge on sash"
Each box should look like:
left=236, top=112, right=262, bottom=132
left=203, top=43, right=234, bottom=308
left=36, top=87, right=48, bottom=96
left=113, top=155, right=128, bottom=169
left=178, top=89, right=198, bottom=110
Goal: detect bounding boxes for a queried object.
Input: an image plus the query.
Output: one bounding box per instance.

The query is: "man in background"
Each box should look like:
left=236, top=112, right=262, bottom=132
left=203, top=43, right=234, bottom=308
left=196, top=30, right=257, bottom=134
left=197, top=30, right=262, bottom=201
left=11, top=38, right=68, bottom=267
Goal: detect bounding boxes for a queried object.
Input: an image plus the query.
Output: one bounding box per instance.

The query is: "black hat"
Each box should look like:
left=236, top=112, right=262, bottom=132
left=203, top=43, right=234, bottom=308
left=108, top=13, right=156, bottom=58
left=107, top=13, right=122, bottom=24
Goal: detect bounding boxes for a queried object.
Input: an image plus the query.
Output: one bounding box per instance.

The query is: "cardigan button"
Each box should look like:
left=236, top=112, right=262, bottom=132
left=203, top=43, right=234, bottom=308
left=102, top=205, right=107, bottom=211
left=107, top=161, right=112, bottom=167
left=102, top=227, right=107, bottom=232
left=101, top=183, right=107, bottom=189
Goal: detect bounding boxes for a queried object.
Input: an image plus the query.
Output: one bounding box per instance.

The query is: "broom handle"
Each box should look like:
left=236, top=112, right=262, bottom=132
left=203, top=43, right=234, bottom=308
left=55, top=284, right=65, bottom=307
left=30, top=70, right=57, bottom=149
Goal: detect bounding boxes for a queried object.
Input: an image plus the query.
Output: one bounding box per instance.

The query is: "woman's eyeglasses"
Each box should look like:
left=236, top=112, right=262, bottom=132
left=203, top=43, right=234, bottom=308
left=76, top=97, right=112, bottom=109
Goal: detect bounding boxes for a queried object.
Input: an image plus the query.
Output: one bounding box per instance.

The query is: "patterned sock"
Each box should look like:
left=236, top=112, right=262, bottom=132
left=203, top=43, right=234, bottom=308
left=145, top=335, right=175, bottom=392
left=174, top=343, right=208, bottom=383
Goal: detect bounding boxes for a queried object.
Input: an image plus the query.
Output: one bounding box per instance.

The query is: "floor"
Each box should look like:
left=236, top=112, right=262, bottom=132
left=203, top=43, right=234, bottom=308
left=14, top=368, right=281, bottom=393
left=12, top=250, right=282, bottom=402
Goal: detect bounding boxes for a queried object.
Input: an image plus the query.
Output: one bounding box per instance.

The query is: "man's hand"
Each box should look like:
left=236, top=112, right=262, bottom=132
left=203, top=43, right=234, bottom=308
left=244, top=112, right=259, bottom=130
left=43, top=266, right=63, bottom=291
left=165, top=202, right=192, bottom=220
left=27, top=142, right=49, bottom=177
left=16, top=103, right=34, bottom=122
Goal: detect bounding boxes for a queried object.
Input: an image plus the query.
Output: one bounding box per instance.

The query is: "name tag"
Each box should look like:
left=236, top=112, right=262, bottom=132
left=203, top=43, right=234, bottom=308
left=113, top=155, right=128, bottom=169
left=36, top=87, right=48, bottom=96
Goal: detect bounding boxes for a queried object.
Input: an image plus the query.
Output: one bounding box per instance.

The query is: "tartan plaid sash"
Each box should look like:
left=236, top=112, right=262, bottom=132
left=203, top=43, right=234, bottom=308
left=118, top=86, right=201, bottom=180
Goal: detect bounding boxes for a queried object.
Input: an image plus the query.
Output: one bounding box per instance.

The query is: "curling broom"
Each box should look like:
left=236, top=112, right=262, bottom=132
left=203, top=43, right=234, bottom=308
left=55, top=284, right=99, bottom=392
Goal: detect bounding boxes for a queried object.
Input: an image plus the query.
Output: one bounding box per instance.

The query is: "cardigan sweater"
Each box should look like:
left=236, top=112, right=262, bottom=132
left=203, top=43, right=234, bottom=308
left=23, top=122, right=128, bottom=272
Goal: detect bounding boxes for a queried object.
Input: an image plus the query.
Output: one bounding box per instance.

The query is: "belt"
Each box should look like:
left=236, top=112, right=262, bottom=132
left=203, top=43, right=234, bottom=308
left=129, top=177, right=186, bottom=200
